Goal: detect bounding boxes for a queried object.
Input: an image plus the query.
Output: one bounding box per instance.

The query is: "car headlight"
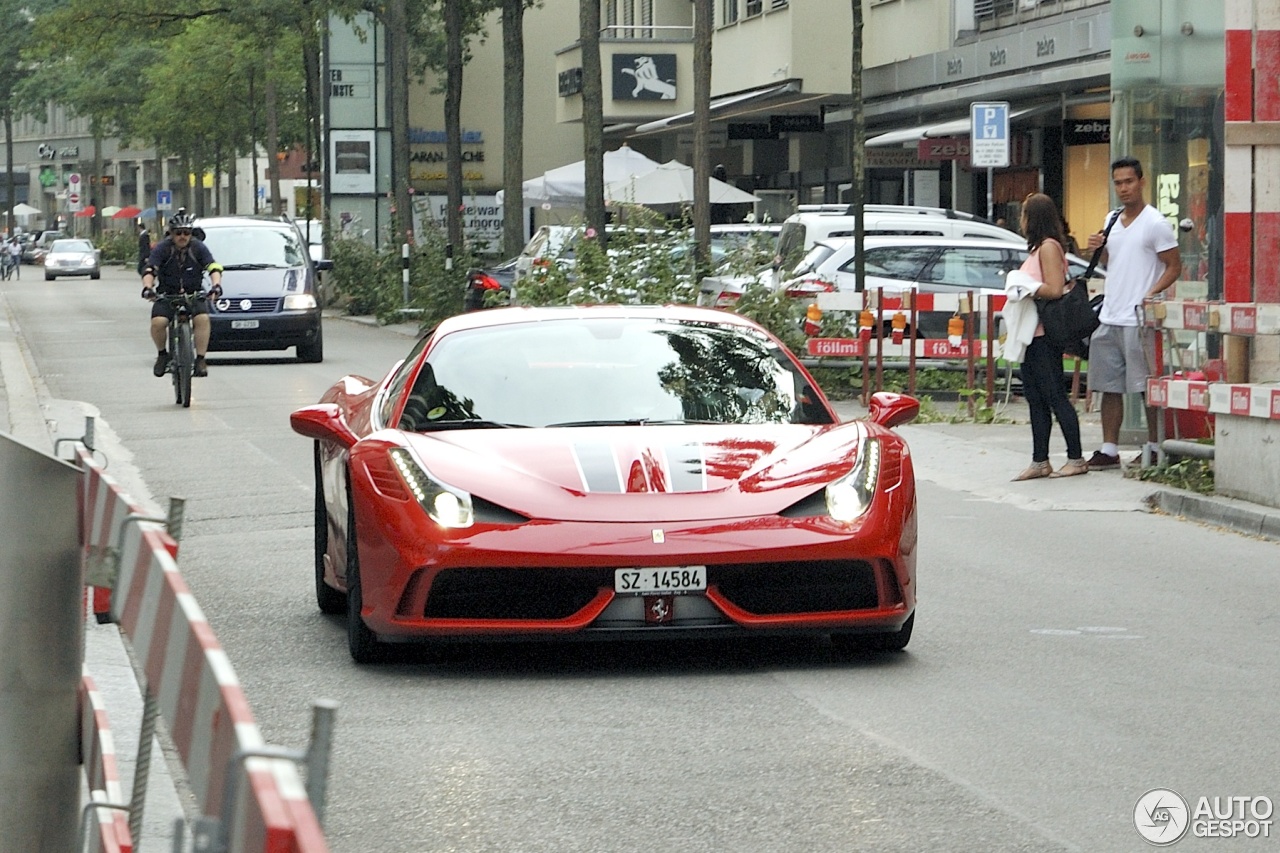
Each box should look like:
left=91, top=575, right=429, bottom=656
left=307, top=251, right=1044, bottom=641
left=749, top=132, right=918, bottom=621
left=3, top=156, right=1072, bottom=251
left=388, top=447, right=474, bottom=528
left=82, top=257, right=96, bottom=267
left=825, top=438, right=881, bottom=522
left=283, top=293, right=317, bottom=310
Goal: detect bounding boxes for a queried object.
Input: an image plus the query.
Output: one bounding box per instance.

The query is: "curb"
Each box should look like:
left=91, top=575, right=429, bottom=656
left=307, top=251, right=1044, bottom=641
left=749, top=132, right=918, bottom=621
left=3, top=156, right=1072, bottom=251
left=1149, top=489, right=1280, bottom=542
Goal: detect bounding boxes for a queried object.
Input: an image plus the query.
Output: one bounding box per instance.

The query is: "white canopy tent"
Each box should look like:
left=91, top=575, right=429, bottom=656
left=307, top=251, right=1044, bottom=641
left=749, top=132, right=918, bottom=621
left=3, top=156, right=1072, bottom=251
left=10, top=203, right=41, bottom=217
left=604, top=160, right=760, bottom=207
left=497, top=146, right=662, bottom=207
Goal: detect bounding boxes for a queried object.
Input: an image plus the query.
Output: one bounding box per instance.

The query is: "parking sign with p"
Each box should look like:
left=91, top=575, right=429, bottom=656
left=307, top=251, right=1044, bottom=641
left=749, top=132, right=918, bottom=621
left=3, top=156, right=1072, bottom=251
left=970, top=102, right=1010, bottom=168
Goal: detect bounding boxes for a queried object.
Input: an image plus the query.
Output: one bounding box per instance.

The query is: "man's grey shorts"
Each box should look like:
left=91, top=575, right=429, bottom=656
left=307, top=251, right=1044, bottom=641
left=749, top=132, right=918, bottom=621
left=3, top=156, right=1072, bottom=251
left=1086, top=323, right=1153, bottom=394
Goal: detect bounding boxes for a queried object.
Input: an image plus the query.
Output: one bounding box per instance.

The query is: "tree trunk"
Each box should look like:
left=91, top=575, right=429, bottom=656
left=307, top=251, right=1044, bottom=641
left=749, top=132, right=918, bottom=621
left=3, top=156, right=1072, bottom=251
left=92, top=133, right=104, bottom=238
left=4, top=111, right=14, bottom=236
left=265, top=46, right=282, bottom=215
left=849, top=0, right=866, bottom=293
left=445, top=0, right=465, bottom=250
left=502, top=0, right=526, bottom=257
left=692, top=0, right=712, bottom=272
left=249, top=70, right=260, bottom=214
left=387, top=0, right=413, bottom=243
left=580, top=0, right=605, bottom=240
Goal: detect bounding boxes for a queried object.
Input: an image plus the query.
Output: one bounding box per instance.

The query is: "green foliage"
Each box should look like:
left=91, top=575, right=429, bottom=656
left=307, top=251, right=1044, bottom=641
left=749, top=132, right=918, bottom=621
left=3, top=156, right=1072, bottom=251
left=96, top=229, right=139, bottom=264
left=1135, top=457, right=1215, bottom=495
left=326, top=224, right=471, bottom=330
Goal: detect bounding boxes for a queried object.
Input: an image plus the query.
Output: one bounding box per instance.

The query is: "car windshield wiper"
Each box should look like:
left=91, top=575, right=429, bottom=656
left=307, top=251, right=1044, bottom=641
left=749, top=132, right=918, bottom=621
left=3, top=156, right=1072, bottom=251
left=418, top=419, right=527, bottom=430
left=545, top=418, right=722, bottom=428
left=221, top=263, right=288, bottom=270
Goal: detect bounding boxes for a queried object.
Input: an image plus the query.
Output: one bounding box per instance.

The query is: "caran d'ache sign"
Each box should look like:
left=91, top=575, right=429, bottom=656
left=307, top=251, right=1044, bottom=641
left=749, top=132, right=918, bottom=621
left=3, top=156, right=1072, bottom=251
left=613, top=54, right=676, bottom=101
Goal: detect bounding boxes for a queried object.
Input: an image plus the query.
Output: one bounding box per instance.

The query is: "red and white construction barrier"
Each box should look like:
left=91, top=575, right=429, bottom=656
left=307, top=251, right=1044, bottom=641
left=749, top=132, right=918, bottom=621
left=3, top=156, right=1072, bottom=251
left=1142, top=300, right=1280, bottom=335
left=1148, top=377, right=1280, bottom=421
left=76, top=448, right=328, bottom=852
left=79, top=674, right=133, bottom=853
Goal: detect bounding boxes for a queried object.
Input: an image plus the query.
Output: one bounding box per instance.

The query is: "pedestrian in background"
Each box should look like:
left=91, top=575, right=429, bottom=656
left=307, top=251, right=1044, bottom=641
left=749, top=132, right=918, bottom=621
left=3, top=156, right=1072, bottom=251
left=1007, top=193, right=1087, bottom=480
left=6, top=237, right=21, bottom=280
left=136, top=222, right=152, bottom=275
left=1084, top=156, right=1182, bottom=469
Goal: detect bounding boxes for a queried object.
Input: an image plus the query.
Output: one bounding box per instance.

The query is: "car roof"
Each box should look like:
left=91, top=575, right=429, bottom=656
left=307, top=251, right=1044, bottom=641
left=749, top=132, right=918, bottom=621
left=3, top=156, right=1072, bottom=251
left=197, top=215, right=300, bottom=230
left=434, top=303, right=765, bottom=337
left=815, top=234, right=1026, bottom=251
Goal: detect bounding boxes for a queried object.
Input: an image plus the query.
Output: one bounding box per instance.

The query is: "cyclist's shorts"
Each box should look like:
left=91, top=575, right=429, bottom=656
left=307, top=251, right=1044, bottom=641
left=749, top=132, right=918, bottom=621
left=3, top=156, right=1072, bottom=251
left=151, top=296, right=209, bottom=320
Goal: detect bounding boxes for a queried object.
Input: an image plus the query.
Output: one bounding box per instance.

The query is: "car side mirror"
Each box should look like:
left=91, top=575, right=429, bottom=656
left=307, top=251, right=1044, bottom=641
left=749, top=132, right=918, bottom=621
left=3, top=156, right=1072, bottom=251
left=290, top=403, right=358, bottom=448
left=868, top=392, right=920, bottom=429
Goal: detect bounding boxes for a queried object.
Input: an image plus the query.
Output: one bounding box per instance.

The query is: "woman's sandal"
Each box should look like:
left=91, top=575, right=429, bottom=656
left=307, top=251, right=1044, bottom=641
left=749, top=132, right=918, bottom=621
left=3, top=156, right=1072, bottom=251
left=1049, top=458, right=1089, bottom=478
left=1013, top=460, right=1053, bottom=481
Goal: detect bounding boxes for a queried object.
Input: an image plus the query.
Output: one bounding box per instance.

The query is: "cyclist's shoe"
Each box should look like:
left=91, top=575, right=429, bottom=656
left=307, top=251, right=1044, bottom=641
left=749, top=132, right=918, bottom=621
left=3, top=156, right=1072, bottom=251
left=153, top=350, right=170, bottom=377
left=194, top=356, right=208, bottom=377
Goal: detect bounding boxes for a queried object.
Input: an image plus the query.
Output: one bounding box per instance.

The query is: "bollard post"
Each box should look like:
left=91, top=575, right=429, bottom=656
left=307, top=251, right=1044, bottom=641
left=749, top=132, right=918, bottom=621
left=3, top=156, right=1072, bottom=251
left=985, top=294, right=995, bottom=405
left=445, top=242, right=454, bottom=272
left=964, top=291, right=976, bottom=419
left=907, top=292, right=918, bottom=396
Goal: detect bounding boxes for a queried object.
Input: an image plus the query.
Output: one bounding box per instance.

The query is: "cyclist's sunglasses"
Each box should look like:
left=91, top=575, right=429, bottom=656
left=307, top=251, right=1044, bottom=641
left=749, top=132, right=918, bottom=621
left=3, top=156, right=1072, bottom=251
left=172, top=229, right=192, bottom=236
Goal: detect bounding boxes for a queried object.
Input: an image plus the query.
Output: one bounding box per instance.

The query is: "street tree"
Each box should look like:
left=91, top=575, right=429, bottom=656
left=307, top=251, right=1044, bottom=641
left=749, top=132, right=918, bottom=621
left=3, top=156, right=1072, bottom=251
left=692, top=0, right=711, bottom=272
left=0, top=0, right=62, bottom=235
left=579, top=0, right=604, bottom=240
left=847, top=0, right=866, bottom=294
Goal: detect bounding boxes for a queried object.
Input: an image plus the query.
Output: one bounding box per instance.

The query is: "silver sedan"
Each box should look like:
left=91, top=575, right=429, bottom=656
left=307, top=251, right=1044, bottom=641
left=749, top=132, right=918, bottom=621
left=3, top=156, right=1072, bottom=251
left=44, top=238, right=101, bottom=281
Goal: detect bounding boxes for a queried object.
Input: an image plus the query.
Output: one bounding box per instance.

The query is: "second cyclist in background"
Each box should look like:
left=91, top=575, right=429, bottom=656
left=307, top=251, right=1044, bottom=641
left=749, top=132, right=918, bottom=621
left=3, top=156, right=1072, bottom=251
left=141, top=210, right=223, bottom=377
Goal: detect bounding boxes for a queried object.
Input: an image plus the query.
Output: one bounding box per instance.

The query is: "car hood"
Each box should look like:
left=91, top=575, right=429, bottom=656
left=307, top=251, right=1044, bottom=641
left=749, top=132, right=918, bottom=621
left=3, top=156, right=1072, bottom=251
left=379, top=421, right=869, bottom=523
left=217, top=266, right=306, bottom=297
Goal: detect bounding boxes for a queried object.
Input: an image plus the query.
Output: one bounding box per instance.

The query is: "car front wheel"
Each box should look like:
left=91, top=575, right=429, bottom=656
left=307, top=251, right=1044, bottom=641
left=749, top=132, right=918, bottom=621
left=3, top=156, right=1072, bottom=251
left=345, top=477, right=384, bottom=663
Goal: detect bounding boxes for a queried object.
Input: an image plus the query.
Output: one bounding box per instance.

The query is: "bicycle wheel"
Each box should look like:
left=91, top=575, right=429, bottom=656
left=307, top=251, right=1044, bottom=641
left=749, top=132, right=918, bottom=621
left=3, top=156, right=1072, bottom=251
left=174, top=322, right=194, bottom=408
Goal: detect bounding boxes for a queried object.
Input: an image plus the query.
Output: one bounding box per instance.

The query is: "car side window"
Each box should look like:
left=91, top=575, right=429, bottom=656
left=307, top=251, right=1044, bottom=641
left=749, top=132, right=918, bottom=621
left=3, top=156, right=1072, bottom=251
left=377, top=336, right=432, bottom=428
left=853, top=246, right=937, bottom=281
left=922, top=248, right=1009, bottom=288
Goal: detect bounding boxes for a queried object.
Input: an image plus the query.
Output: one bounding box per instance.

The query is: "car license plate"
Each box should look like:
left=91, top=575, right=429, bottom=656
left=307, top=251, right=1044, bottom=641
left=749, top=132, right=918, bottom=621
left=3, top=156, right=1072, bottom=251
left=614, top=567, right=706, bottom=596
left=231, top=319, right=259, bottom=329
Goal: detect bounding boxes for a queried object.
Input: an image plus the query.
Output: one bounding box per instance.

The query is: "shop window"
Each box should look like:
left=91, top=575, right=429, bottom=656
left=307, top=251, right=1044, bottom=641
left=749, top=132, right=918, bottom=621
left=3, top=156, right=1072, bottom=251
left=723, top=0, right=738, bottom=25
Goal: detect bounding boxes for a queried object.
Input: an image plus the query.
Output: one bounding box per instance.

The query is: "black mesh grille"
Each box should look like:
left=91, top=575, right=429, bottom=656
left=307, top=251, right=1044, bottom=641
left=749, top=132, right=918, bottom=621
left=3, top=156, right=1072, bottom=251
left=425, top=568, right=608, bottom=620
left=711, top=560, right=880, bottom=614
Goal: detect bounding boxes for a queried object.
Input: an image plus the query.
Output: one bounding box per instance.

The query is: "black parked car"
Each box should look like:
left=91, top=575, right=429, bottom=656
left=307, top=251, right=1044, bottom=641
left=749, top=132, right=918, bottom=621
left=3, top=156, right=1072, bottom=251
left=197, top=216, right=333, bottom=362
left=463, top=257, right=518, bottom=311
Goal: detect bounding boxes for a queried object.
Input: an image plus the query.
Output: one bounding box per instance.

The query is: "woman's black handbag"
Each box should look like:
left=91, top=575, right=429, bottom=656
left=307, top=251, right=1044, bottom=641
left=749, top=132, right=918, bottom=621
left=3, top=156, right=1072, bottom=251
left=1037, top=209, right=1120, bottom=356
left=1038, top=278, right=1100, bottom=353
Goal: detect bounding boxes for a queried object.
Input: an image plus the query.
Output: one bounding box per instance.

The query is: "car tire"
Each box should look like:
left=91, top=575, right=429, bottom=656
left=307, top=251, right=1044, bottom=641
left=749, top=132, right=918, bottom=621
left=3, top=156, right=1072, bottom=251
left=91, top=272, right=100, bottom=280
left=345, top=477, right=384, bottom=663
left=831, top=612, right=914, bottom=655
left=314, top=444, right=346, bottom=615
left=44, top=272, right=54, bottom=281
left=297, top=325, right=324, bottom=363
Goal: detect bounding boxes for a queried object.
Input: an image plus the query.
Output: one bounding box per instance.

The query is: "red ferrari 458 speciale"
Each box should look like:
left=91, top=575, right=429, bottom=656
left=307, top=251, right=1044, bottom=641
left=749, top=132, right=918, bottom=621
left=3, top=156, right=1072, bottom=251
left=291, top=304, right=919, bottom=662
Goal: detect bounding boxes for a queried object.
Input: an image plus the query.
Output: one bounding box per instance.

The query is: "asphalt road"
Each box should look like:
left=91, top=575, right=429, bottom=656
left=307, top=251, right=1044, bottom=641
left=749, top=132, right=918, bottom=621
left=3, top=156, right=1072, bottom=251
left=5, top=266, right=1279, bottom=852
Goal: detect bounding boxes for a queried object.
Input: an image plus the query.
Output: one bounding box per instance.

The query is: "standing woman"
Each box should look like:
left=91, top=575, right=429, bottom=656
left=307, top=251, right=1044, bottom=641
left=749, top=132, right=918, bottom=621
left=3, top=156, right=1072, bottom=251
left=1013, top=193, right=1088, bottom=480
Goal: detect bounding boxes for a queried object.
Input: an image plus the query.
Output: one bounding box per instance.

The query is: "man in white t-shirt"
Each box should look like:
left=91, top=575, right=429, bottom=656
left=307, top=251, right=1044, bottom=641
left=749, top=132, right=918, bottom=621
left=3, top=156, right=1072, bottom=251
left=1085, top=156, right=1182, bottom=469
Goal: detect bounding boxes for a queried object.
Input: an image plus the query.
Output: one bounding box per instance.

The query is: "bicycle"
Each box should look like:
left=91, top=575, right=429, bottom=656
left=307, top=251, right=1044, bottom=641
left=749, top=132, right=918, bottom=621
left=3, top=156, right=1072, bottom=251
left=144, top=289, right=217, bottom=408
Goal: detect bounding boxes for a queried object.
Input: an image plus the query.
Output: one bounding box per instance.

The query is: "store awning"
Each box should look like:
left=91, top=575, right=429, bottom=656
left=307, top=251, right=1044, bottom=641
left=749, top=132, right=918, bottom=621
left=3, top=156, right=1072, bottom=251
left=865, top=104, right=1057, bottom=147
left=633, top=81, right=803, bottom=134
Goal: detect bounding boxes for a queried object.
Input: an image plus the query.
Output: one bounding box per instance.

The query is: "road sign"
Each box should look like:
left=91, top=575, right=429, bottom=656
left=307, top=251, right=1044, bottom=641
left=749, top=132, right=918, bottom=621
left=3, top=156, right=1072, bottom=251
left=67, top=173, right=83, bottom=211
left=157, top=190, right=172, bottom=211
left=970, top=102, right=1010, bottom=168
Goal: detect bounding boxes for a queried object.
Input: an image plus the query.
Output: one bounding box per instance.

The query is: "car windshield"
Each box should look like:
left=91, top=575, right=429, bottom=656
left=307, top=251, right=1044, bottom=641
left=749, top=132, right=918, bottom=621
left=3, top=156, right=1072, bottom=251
left=397, top=317, right=832, bottom=430
left=52, top=240, right=93, bottom=252
left=792, top=244, right=838, bottom=277
left=200, top=226, right=307, bottom=267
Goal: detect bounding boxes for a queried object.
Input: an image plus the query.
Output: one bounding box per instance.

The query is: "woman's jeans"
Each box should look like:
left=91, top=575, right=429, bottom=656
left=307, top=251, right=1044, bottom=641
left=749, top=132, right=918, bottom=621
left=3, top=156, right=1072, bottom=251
left=1021, top=335, right=1082, bottom=462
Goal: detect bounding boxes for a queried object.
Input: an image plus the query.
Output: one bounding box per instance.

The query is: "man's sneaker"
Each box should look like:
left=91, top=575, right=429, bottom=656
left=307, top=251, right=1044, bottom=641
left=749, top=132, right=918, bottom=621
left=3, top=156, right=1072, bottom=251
left=1086, top=450, right=1120, bottom=470
left=153, top=351, right=170, bottom=377
left=194, top=356, right=208, bottom=377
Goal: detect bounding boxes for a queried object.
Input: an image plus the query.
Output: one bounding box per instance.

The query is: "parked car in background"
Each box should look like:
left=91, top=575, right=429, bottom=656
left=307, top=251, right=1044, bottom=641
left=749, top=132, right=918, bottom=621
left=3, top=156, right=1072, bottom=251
left=42, top=238, right=100, bottom=280
left=698, top=206, right=1022, bottom=307
left=24, top=230, right=66, bottom=265
left=775, top=235, right=1101, bottom=337
left=197, top=216, right=332, bottom=362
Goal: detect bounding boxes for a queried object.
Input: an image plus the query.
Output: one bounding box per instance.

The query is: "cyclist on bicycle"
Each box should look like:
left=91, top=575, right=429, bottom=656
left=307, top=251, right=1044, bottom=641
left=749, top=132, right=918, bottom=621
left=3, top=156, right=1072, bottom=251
left=142, top=210, right=223, bottom=377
